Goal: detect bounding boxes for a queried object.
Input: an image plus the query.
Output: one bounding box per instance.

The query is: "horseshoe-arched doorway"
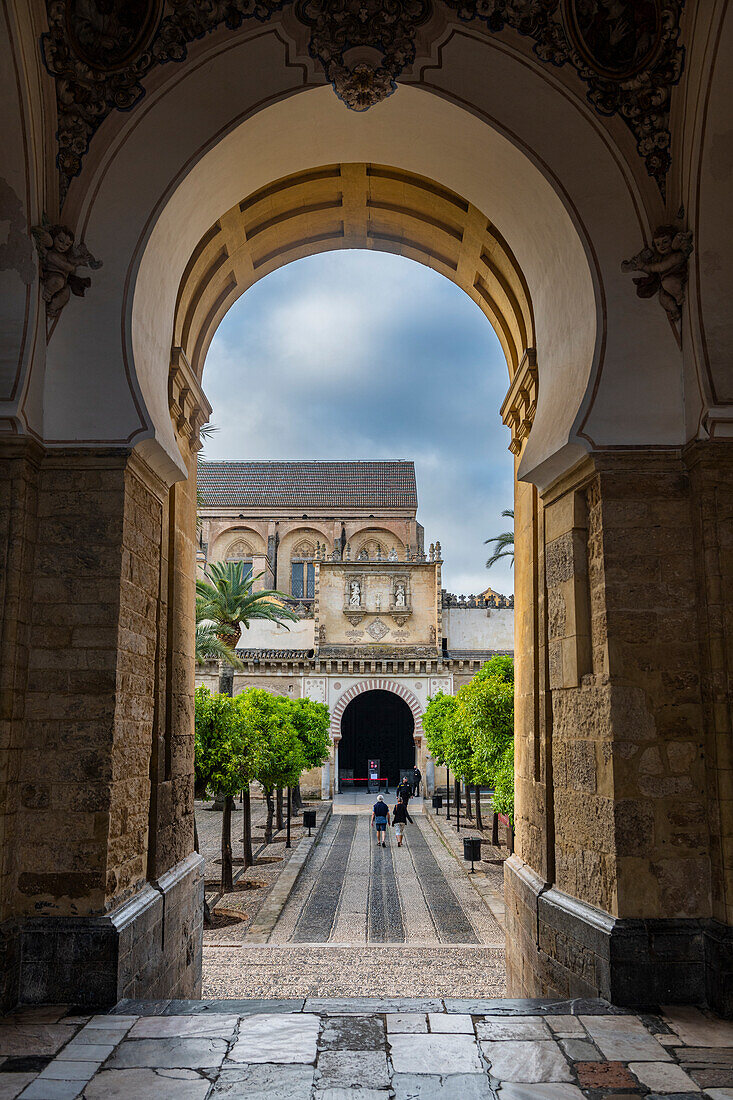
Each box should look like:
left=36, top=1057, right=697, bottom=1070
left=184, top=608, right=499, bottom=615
left=339, top=690, right=415, bottom=791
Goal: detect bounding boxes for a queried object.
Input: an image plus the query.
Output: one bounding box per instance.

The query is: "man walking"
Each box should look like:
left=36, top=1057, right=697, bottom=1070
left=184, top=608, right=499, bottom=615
left=412, top=765, right=422, bottom=797
left=397, top=775, right=412, bottom=806
left=392, top=796, right=414, bottom=847
left=371, top=794, right=390, bottom=847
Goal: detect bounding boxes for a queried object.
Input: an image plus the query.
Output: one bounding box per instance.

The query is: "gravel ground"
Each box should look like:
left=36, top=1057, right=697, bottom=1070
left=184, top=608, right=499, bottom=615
left=202, top=944, right=507, bottom=998
left=197, top=796, right=327, bottom=941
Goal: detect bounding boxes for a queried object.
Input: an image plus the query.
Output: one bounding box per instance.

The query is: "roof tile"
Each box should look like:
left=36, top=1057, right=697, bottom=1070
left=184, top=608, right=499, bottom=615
left=197, top=460, right=417, bottom=510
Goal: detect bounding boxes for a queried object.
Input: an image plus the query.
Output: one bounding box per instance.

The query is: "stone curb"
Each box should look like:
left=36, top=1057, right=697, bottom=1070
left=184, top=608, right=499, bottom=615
left=243, top=802, right=333, bottom=943
left=422, top=802, right=507, bottom=930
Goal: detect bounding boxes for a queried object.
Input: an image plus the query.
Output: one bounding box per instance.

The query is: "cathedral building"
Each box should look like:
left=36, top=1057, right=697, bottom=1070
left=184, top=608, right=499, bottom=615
left=196, top=460, right=513, bottom=797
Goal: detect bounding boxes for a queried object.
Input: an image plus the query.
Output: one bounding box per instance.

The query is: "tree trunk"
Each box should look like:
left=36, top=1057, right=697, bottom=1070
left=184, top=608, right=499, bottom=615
left=465, top=781, right=473, bottom=820
left=492, top=811, right=499, bottom=847
left=291, top=782, right=304, bottom=813
left=219, top=662, right=234, bottom=696
left=242, top=785, right=253, bottom=870
left=475, top=785, right=483, bottom=832
left=286, top=787, right=292, bottom=849
left=264, top=788, right=275, bottom=844
left=454, top=779, right=461, bottom=831
left=446, top=767, right=451, bottom=821
left=221, top=795, right=234, bottom=893
left=276, top=787, right=284, bottom=831
left=194, top=816, right=213, bottom=927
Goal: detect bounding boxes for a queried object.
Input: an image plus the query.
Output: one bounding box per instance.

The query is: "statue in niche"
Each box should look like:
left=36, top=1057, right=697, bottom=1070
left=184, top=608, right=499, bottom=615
left=622, top=224, right=693, bottom=324
left=32, top=217, right=102, bottom=319
left=349, top=581, right=361, bottom=608
left=375, top=594, right=381, bottom=612
left=395, top=583, right=406, bottom=608
left=388, top=547, right=398, bottom=561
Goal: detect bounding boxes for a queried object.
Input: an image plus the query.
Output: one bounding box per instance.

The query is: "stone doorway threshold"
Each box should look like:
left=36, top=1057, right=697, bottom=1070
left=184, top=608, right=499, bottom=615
left=1, top=998, right=731, bottom=1098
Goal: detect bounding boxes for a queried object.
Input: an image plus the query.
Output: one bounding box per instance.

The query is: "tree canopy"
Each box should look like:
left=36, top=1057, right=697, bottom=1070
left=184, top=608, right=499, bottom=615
left=288, top=697, right=331, bottom=771
left=422, top=691, right=457, bottom=768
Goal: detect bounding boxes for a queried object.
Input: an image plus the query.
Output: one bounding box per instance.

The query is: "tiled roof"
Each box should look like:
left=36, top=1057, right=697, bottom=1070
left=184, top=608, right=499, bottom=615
left=197, top=461, right=418, bottom=510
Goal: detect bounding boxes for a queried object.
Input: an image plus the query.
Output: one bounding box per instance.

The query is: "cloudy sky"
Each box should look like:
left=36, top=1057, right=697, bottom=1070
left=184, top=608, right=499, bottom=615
left=202, top=250, right=514, bottom=596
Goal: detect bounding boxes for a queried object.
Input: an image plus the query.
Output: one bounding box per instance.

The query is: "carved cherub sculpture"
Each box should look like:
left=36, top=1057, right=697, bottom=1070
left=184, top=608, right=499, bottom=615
left=621, top=225, right=693, bottom=324
left=32, top=217, right=102, bottom=319
left=349, top=581, right=361, bottom=608
left=395, top=583, right=406, bottom=608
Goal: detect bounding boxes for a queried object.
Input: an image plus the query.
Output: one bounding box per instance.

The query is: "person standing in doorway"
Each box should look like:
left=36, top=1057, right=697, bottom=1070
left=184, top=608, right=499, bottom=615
left=412, top=765, right=422, bottom=797
left=371, top=794, right=390, bottom=847
left=397, top=775, right=412, bottom=806
left=392, top=796, right=413, bottom=847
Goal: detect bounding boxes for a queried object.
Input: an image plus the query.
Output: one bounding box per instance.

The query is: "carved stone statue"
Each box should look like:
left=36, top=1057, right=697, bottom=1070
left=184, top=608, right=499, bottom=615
left=349, top=581, right=361, bottom=608
left=622, top=225, right=693, bottom=324
left=395, top=583, right=406, bottom=608
left=388, top=547, right=398, bottom=561
left=375, top=594, right=381, bottom=612
left=32, top=218, right=102, bottom=319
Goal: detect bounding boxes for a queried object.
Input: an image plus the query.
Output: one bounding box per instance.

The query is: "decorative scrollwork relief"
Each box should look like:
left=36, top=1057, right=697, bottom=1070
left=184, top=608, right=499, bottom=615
left=444, top=0, right=685, bottom=192
left=42, top=0, right=685, bottom=202
left=294, top=0, right=431, bottom=111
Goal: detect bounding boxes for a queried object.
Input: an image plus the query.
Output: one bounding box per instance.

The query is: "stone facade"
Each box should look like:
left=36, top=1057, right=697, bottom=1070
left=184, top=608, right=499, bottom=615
left=196, top=462, right=514, bottom=797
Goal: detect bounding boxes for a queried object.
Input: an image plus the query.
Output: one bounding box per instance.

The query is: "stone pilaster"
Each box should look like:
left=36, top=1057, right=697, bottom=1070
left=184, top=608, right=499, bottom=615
left=506, top=444, right=733, bottom=1015
left=0, top=440, right=202, bottom=1009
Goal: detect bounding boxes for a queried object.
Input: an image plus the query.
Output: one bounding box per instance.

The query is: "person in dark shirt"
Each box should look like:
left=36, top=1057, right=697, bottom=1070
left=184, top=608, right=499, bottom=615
left=412, top=765, right=422, bottom=796
left=371, top=794, right=390, bottom=847
left=396, top=777, right=412, bottom=805
left=392, top=797, right=414, bottom=847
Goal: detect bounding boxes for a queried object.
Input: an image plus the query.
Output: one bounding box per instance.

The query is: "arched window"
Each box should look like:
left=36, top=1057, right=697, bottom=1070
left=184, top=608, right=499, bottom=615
left=225, top=539, right=254, bottom=582
left=291, top=539, right=315, bottom=599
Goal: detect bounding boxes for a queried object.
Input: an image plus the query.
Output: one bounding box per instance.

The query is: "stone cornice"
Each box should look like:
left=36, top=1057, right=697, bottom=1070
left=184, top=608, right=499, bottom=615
left=500, top=348, right=538, bottom=456
left=169, top=348, right=212, bottom=451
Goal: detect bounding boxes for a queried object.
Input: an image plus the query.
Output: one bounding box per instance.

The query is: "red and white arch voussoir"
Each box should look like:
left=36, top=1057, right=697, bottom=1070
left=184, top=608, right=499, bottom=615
left=330, top=679, right=424, bottom=744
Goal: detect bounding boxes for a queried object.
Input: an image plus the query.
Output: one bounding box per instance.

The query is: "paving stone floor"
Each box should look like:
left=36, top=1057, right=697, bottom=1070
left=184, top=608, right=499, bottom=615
left=2, top=999, right=733, bottom=1098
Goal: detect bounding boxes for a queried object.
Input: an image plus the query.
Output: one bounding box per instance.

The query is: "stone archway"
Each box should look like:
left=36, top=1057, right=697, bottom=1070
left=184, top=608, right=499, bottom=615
left=2, top=1, right=733, bottom=1017
left=331, top=679, right=425, bottom=744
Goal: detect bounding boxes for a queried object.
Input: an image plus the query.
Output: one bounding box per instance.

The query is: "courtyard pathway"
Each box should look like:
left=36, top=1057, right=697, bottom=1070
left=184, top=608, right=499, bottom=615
left=203, top=810, right=507, bottom=998
left=2, top=998, right=733, bottom=1098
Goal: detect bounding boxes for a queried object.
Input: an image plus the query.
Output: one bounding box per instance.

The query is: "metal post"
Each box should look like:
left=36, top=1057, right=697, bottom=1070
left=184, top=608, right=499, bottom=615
left=286, top=787, right=292, bottom=848
left=446, top=767, right=451, bottom=821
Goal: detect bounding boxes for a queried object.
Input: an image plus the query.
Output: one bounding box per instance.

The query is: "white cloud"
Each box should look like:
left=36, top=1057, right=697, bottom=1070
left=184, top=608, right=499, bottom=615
left=203, top=250, right=514, bottom=595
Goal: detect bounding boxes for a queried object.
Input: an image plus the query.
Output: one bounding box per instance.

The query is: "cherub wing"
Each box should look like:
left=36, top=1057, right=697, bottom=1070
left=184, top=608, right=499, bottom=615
left=72, top=241, right=103, bottom=270
left=31, top=224, right=53, bottom=256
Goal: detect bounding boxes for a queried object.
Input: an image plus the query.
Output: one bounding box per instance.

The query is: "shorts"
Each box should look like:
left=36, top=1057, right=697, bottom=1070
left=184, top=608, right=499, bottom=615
left=394, top=823, right=404, bottom=837
left=375, top=821, right=387, bottom=832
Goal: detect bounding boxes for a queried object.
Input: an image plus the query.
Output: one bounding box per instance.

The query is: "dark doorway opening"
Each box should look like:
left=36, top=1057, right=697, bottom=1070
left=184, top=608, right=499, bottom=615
left=339, top=690, right=415, bottom=789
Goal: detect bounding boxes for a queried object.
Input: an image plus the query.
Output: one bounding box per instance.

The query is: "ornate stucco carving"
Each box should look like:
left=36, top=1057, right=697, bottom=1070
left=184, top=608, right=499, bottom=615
left=294, top=0, right=431, bottom=111
left=445, top=0, right=685, bottom=192
left=622, top=224, right=693, bottom=326
left=31, top=217, right=102, bottom=322
left=42, top=0, right=684, bottom=201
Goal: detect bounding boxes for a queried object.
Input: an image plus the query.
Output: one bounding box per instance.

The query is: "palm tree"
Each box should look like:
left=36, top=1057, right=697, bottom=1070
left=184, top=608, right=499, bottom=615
left=485, top=509, right=515, bottom=569
left=196, top=561, right=299, bottom=692
left=195, top=618, right=244, bottom=669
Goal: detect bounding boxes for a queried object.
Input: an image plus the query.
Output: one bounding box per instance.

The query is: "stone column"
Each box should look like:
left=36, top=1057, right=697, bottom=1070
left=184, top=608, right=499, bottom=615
left=505, top=445, right=733, bottom=1014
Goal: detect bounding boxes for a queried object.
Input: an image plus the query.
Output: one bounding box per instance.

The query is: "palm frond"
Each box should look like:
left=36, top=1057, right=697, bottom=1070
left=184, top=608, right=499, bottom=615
left=196, top=560, right=300, bottom=640
left=485, top=509, right=515, bottom=569
left=195, top=621, right=243, bottom=668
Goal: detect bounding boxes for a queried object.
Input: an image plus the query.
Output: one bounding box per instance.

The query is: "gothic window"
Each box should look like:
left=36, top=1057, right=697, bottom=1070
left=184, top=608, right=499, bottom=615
left=225, top=539, right=253, bottom=581
left=291, top=561, right=315, bottom=599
